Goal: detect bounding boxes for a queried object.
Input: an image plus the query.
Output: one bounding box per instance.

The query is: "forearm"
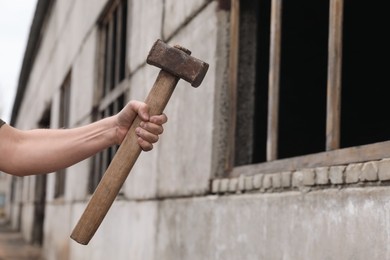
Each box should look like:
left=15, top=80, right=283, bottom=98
left=1, top=117, right=118, bottom=176
left=0, top=101, right=167, bottom=176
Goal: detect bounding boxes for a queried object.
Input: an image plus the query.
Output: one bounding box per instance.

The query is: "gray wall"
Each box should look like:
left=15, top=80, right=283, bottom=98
left=8, top=0, right=390, bottom=259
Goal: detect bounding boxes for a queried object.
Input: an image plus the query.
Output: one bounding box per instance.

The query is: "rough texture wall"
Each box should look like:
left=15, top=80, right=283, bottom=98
left=10, top=0, right=390, bottom=259
left=156, top=187, right=390, bottom=260
left=126, top=0, right=218, bottom=199
left=11, top=0, right=109, bottom=250
left=15, top=0, right=107, bottom=130
left=69, top=159, right=390, bottom=260
left=11, top=0, right=225, bottom=258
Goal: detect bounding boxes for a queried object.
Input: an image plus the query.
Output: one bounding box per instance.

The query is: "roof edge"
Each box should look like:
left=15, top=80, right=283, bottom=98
left=10, top=0, right=54, bottom=126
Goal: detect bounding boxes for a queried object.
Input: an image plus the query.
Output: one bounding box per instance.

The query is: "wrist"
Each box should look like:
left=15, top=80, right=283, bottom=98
left=99, top=116, right=120, bottom=146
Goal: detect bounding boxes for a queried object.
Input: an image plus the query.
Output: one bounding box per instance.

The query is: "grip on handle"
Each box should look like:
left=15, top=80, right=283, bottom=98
left=70, top=71, right=179, bottom=245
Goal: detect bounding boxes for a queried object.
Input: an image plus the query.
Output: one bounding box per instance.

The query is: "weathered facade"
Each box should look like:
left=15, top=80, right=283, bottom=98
left=3, top=0, right=390, bottom=259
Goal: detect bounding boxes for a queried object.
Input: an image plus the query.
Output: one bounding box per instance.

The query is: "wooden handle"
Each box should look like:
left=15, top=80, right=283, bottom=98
left=70, top=70, right=179, bottom=245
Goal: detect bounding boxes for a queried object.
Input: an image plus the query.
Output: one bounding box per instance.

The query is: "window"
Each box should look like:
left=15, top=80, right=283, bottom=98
left=230, top=0, right=390, bottom=176
left=55, top=73, right=71, bottom=198
left=89, top=0, right=128, bottom=193
left=340, top=1, right=390, bottom=148
left=33, top=105, right=50, bottom=245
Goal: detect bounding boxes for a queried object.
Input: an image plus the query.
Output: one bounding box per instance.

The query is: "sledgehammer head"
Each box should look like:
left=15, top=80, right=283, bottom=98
left=147, top=39, right=209, bottom=87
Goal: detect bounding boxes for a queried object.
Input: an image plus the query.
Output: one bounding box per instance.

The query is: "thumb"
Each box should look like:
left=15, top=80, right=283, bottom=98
left=129, top=100, right=150, bottom=121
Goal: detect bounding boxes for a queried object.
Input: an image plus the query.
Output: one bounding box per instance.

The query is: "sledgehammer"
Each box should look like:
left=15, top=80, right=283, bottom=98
left=70, top=39, right=209, bottom=245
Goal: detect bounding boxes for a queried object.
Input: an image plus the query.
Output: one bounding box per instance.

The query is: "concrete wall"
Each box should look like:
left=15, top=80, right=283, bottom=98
left=126, top=0, right=220, bottom=200
left=156, top=187, right=390, bottom=260
left=8, top=0, right=390, bottom=259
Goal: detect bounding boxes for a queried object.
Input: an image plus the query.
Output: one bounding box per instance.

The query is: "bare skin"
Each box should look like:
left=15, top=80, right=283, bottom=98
left=0, top=100, right=167, bottom=176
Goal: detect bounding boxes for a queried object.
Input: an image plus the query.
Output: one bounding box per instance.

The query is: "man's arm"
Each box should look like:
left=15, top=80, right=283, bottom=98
left=0, top=101, right=167, bottom=176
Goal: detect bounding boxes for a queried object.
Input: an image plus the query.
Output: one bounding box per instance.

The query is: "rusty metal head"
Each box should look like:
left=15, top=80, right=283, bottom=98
left=146, top=39, right=209, bottom=88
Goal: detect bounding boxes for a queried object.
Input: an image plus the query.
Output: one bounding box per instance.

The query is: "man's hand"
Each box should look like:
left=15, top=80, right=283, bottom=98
left=115, top=100, right=168, bottom=151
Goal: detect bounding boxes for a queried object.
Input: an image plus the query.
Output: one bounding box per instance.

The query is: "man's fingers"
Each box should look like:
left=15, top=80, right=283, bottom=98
left=137, top=113, right=167, bottom=136
left=136, top=127, right=159, bottom=143
left=137, top=137, right=153, bottom=151
left=129, top=102, right=168, bottom=124
left=150, top=113, right=168, bottom=125
left=139, top=121, right=164, bottom=135
left=130, top=106, right=166, bottom=151
left=129, top=100, right=150, bottom=121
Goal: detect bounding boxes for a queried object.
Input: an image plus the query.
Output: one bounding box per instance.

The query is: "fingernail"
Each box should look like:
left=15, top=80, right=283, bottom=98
left=140, top=122, right=145, bottom=128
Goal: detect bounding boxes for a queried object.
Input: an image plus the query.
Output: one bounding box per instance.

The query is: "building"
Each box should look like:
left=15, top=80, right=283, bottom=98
left=3, top=0, right=390, bottom=259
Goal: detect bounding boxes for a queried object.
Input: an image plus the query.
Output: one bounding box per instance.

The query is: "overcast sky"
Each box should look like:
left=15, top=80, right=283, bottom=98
left=0, top=0, right=37, bottom=122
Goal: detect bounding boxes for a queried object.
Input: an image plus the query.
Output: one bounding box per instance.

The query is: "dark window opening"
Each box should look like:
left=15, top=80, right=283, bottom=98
left=32, top=105, right=50, bottom=245
left=89, top=0, right=128, bottom=193
left=278, top=0, right=328, bottom=159
left=236, top=0, right=329, bottom=165
left=340, top=0, right=390, bottom=148
left=55, top=73, right=71, bottom=198
left=252, top=0, right=271, bottom=164
left=89, top=94, right=125, bottom=193
left=102, top=0, right=127, bottom=96
left=235, top=0, right=269, bottom=166
left=119, top=1, right=127, bottom=80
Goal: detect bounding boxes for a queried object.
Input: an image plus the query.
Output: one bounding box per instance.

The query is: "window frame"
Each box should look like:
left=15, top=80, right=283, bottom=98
left=54, top=72, right=71, bottom=198
left=227, top=0, right=390, bottom=177
left=89, top=0, right=129, bottom=193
